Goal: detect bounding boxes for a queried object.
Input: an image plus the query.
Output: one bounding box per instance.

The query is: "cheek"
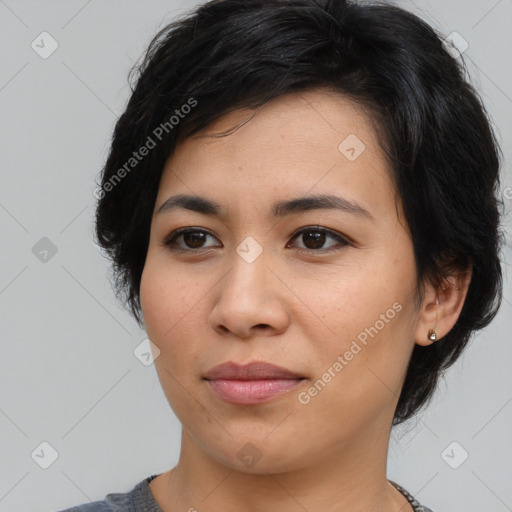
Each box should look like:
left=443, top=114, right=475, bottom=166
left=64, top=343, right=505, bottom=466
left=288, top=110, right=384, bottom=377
left=298, top=250, right=417, bottom=404
left=139, top=258, right=212, bottom=375
left=293, top=258, right=408, bottom=342
left=140, top=260, right=188, bottom=348
left=140, top=262, right=166, bottom=341
left=140, top=260, right=205, bottom=412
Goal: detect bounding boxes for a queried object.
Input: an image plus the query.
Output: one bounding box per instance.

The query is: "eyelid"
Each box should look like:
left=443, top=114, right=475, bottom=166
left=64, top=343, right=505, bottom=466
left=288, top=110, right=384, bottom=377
left=287, top=226, right=351, bottom=253
left=161, top=227, right=221, bottom=252
left=162, top=225, right=352, bottom=253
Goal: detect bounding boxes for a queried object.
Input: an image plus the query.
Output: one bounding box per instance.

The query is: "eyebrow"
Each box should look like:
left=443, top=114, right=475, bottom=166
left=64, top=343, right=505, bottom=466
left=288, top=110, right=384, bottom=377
left=156, top=193, right=374, bottom=221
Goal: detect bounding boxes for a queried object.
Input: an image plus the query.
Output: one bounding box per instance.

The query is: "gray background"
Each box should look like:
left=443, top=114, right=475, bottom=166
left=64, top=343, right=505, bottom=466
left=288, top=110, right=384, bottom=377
left=0, top=1, right=510, bottom=511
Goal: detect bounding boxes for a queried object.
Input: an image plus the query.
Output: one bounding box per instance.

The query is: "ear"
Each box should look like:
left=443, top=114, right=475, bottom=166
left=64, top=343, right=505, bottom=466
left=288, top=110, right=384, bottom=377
left=414, top=265, right=472, bottom=346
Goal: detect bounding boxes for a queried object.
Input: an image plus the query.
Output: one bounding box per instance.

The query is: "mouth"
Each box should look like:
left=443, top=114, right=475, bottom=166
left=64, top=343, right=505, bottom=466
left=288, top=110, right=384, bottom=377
left=203, top=361, right=306, bottom=405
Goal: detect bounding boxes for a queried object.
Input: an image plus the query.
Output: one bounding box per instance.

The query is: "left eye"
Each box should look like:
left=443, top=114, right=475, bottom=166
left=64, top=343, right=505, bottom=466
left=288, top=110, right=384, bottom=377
left=287, top=227, right=349, bottom=253
left=162, top=226, right=349, bottom=253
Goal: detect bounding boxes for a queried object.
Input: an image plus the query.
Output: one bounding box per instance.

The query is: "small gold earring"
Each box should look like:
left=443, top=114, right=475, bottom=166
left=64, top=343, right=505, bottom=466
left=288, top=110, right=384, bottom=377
left=428, top=329, right=437, bottom=341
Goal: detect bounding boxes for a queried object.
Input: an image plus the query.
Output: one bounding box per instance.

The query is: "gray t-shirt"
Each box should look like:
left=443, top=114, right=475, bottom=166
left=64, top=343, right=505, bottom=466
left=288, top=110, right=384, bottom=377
left=56, top=474, right=435, bottom=511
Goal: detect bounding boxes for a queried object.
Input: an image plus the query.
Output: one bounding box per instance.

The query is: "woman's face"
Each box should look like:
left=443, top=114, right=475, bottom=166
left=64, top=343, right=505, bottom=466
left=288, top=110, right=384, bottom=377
left=140, top=89, right=424, bottom=473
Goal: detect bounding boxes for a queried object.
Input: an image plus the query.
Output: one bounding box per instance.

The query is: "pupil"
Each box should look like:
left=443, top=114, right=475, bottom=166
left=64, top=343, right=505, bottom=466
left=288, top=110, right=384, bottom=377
left=184, top=231, right=206, bottom=248
left=304, top=231, right=325, bottom=249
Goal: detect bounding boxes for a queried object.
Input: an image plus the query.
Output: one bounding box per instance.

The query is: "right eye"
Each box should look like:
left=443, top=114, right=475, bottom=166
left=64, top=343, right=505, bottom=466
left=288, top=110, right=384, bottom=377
left=161, top=227, right=222, bottom=252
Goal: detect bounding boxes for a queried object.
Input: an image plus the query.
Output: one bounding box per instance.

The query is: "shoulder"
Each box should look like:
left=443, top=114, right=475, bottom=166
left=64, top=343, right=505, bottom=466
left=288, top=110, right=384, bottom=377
left=55, top=474, right=162, bottom=512
left=55, top=502, right=114, bottom=512
left=55, top=492, right=132, bottom=512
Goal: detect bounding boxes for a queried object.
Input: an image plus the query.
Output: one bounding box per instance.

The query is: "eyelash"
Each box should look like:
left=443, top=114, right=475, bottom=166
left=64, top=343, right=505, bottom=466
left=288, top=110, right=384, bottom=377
left=161, top=226, right=351, bottom=255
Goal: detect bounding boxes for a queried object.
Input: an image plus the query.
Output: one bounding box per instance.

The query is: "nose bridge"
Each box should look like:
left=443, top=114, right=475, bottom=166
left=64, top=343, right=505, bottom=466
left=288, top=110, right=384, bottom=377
left=210, top=239, right=290, bottom=336
left=224, top=239, right=273, bottom=306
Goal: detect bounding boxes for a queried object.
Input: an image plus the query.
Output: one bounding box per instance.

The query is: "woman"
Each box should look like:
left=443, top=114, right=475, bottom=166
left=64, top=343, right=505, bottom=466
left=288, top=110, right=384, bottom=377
left=60, top=0, right=504, bottom=510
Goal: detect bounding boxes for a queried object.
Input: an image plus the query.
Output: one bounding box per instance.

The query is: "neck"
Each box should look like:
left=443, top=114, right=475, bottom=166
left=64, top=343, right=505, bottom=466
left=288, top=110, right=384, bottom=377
left=151, top=415, right=412, bottom=512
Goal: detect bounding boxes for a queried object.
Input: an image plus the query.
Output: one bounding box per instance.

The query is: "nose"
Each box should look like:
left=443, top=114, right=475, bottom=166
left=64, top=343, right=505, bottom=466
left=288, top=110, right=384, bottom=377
left=208, top=249, right=290, bottom=339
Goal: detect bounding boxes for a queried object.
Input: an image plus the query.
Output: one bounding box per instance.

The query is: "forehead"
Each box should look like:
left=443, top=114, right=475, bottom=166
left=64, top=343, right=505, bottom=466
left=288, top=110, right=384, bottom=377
left=157, top=89, right=395, bottom=217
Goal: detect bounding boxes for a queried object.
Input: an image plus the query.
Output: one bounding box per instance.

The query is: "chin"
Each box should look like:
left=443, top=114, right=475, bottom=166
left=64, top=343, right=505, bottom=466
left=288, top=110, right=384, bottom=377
left=202, top=434, right=313, bottom=475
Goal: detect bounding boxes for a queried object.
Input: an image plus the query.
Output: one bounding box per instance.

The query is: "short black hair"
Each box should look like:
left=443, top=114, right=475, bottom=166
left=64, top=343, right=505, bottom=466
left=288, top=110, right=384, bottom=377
left=94, top=0, right=504, bottom=426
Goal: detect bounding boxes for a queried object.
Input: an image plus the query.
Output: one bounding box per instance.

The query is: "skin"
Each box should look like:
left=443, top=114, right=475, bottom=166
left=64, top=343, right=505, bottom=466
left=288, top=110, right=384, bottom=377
left=140, top=88, right=470, bottom=512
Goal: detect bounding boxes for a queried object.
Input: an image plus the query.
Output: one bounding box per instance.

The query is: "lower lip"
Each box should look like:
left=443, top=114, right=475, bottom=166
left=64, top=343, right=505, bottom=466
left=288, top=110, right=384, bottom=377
left=206, top=378, right=304, bottom=405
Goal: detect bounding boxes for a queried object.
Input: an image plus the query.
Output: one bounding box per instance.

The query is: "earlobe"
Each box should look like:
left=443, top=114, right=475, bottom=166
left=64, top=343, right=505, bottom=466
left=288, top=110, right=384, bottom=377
left=427, top=299, right=439, bottom=341
left=414, top=267, right=472, bottom=346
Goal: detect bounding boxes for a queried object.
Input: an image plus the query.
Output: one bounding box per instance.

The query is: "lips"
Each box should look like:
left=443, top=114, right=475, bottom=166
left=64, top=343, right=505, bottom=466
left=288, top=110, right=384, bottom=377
left=203, top=361, right=305, bottom=405
left=203, top=361, right=303, bottom=380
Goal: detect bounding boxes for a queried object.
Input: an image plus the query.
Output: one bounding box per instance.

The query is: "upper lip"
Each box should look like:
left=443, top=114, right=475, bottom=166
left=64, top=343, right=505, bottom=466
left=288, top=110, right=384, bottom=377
left=203, top=361, right=303, bottom=380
